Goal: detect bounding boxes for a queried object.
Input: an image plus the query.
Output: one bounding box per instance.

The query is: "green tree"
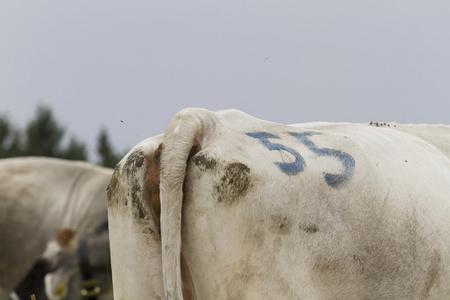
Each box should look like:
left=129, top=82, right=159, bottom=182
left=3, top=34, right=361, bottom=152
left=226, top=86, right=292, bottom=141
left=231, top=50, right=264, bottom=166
left=24, top=105, right=64, bottom=157
left=97, top=128, right=122, bottom=168
left=60, top=137, right=88, bottom=161
left=1, top=104, right=127, bottom=164
left=23, top=105, right=88, bottom=161
left=0, top=115, right=23, bottom=158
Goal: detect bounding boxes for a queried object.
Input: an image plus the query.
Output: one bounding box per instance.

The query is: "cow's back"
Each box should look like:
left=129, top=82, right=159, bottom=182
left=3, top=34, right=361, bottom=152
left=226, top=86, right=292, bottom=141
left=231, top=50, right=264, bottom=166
left=175, top=111, right=450, bottom=299
left=107, top=108, right=450, bottom=300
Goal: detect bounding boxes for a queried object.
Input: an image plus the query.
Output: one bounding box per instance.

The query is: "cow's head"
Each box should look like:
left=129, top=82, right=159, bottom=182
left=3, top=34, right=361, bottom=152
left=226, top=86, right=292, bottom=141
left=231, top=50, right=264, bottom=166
left=40, top=228, right=111, bottom=300
left=39, top=228, right=79, bottom=299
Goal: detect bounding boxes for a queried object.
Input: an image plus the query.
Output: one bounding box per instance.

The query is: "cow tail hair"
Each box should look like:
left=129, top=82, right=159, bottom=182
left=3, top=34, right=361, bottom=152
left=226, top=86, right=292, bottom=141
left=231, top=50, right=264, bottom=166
left=159, top=108, right=215, bottom=300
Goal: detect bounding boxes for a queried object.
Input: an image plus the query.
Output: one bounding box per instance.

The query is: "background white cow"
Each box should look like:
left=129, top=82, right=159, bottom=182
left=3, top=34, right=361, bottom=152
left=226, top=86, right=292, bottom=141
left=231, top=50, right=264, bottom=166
left=108, top=108, right=450, bottom=299
left=0, top=157, right=113, bottom=299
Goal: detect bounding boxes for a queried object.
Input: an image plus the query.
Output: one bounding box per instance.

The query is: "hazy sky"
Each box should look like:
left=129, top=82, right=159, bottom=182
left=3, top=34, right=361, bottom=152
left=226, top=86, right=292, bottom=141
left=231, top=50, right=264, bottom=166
left=1, top=1, right=449, bottom=162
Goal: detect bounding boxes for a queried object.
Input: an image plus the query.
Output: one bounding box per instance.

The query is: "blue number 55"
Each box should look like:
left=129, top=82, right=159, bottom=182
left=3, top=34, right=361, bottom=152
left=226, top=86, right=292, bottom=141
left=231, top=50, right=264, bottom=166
left=245, top=132, right=306, bottom=176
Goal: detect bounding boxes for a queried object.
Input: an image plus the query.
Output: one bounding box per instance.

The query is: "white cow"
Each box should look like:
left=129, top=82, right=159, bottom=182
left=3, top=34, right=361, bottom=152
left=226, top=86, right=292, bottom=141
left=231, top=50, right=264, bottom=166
left=107, top=108, right=450, bottom=299
left=0, top=157, right=113, bottom=299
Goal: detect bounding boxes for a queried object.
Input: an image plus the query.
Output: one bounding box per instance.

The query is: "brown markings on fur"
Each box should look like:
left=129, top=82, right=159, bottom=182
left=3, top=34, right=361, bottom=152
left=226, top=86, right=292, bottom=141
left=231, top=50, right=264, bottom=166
left=55, top=228, right=76, bottom=247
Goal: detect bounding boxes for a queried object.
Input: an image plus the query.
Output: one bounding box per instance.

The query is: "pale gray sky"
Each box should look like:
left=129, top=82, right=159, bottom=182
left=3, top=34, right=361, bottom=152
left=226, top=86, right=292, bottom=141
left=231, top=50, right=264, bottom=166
left=1, top=1, right=449, bottom=162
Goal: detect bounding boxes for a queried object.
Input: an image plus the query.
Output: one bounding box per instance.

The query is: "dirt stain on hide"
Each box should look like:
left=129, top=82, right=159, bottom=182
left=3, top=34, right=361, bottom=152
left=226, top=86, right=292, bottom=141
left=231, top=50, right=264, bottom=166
left=107, top=164, right=121, bottom=206
left=215, top=162, right=251, bottom=204
left=224, top=258, right=254, bottom=300
left=113, top=149, right=147, bottom=219
left=310, top=255, right=349, bottom=290
left=269, top=215, right=292, bottom=236
left=300, top=224, right=319, bottom=234
left=131, top=183, right=146, bottom=220
left=193, top=153, right=217, bottom=171
left=123, top=149, right=147, bottom=220
left=246, top=225, right=266, bottom=249
left=143, top=227, right=154, bottom=235
left=421, top=249, right=441, bottom=298
left=124, top=150, right=145, bottom=177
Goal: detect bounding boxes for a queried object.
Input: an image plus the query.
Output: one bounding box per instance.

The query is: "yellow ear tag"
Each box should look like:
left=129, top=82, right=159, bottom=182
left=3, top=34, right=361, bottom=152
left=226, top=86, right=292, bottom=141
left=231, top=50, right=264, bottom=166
left=55, top=283, right=66, bottom=296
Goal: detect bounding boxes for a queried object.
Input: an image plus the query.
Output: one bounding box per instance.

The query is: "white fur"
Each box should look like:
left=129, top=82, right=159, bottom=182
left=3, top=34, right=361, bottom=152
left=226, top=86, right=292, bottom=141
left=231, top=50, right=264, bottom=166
left=108, top=108, right=450, bottom=299
left=108, top=135, right=165, bottom=300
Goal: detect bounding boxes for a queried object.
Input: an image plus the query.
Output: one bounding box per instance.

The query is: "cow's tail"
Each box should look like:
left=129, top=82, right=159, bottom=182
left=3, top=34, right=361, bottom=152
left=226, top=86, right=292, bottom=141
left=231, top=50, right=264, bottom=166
left=159, top=108, right=216, bottom=300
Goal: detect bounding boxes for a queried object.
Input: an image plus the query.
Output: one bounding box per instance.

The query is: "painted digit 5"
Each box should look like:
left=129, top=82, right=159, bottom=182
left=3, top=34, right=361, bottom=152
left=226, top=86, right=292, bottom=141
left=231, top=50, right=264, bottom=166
left=289, top=132, right=355, bottom=188
left=246, top=132, right=306, bottom=176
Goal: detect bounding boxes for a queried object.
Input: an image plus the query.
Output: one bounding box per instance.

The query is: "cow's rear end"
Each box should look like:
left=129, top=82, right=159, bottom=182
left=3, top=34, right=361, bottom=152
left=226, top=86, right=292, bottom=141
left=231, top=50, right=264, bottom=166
left=108, top=108, right=450, bottom=300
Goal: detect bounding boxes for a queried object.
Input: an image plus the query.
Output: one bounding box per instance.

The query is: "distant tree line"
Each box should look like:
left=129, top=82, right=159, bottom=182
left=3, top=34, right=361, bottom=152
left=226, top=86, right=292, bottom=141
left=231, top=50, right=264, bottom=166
left=0, top=105, right=125, bottom=168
